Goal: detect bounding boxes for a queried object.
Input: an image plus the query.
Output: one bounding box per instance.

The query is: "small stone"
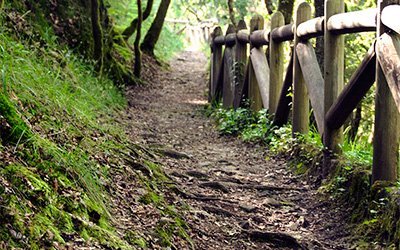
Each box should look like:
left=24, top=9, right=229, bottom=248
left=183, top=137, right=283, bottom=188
left=262, top=198, right=282, bottom=207
left=240, top=204, right=258, bottom=213
left=199, top=161, right=213, bottom=167
left=240, top=220, right=251, bottom=229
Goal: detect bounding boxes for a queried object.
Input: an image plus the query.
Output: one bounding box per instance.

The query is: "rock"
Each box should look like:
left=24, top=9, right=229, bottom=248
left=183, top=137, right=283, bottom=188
left=240, top=204, right=258, bottom=213
left=199, top=161, right=213, bottom=167
left=240, top=220, right=251, bottom=229
left=288, top=221, right=298, bottom=230
left=262, top=198, right=282, bottom=208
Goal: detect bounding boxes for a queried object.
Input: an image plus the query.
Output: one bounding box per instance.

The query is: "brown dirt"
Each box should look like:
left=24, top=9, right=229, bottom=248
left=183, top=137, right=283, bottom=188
left=120, top=51, right=354, bottom=249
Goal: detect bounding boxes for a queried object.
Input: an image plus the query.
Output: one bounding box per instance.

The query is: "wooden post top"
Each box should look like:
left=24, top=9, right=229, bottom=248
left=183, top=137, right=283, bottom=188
left=250, top=14, right=264, bottom=32
left=237, top=20, right=247, bottom=31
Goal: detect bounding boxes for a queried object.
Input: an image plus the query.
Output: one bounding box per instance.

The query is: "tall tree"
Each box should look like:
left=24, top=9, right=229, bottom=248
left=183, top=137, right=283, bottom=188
left=122, top=0, right=154, bottom=41
left=91, top=0, right=103, bottom=72
left=264, top=0, right=274, bottom=14
left=277, top=0, right=294, bottom=24
left=314, top=0, right=324, bottom=71
left=227, top=0, right=236, bottom=28
left=264, top=0, right=294, bottom=24
left=141, top=0, right=171, bottom=56
left=134, top=0, right=143, bottom=78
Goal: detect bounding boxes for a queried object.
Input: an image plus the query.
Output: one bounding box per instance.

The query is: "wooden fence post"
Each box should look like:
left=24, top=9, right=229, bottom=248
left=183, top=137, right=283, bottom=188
left=210, top=27, right=223, bottom=103
left=372, top=0, right=400, bottom=183
left=269, top=11, right=285, bottom=115
left=249, top=15, right=264, bottom=112
left=222, top=24, right=236, bottom=108
left=323, top=0, right=344, bottom=174
left=233, top=20, right=248, bottom=109
left=292, top=2, right=311, bottom=136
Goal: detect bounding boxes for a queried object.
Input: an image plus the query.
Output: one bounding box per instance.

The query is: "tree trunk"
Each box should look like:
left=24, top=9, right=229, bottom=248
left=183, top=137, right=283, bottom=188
left=264, top=0, right=274, bottom=14
left=314, top=0, right=324, bottom=71
left=122, top=0, right=153, bottom=41
left=278, top=0, right=294, bottom=24
left=134, top=0, right=142, bottom=78
left=140, top=0, right=171, bottom=56
left=227, top=0, right=236, bottom=28
left=91, top=0, right=103, bottom=72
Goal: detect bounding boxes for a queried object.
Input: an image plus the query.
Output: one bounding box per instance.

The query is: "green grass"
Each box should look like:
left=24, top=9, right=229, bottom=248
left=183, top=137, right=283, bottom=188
left=0, top=23, right=135, bottom=248
left=0, top=25, right=193, bottom=248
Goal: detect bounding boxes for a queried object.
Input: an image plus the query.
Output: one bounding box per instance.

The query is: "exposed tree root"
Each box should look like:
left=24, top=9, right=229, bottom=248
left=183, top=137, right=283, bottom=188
left=186, top=170, right=209, bottom=180
left=199, top=181, right=230, bottom=193
left=243, top=230, right=306, bottom=249
left=155, top=148, right=191, bottom=159
left=202, top=205, right=236, bottom=217
left=240, top=184, right=306, bottom=192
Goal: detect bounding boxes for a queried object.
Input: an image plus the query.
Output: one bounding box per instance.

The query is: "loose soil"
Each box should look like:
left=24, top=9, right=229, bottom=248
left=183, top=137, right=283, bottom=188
left=117, top=51, right=354, bottom=249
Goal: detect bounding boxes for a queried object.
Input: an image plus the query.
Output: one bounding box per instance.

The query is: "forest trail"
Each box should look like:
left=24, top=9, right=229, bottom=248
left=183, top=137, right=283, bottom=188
left=124, top=51, right=352, bottom=249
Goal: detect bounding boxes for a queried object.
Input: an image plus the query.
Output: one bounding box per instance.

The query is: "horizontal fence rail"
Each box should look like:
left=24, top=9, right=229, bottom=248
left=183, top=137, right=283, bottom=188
left=208, top=0, right=400, bottom=184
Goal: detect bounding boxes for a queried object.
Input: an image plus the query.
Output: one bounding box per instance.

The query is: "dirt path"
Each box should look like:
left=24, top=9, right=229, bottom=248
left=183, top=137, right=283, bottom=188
left=125, top=51, right=353, bottom=249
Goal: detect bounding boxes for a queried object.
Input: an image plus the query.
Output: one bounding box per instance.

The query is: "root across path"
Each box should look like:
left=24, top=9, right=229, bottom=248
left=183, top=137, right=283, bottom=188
left=125, top=51, right=353, bottom=249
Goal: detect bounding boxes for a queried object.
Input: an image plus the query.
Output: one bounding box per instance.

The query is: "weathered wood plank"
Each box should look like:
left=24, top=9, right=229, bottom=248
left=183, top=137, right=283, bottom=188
left=225, top=33, right=237, bottom=47
left=214, top=50, right=225, bottom=101
left=222, top=25, right=236, bottom=108
left=382, top=5, right=400, bottom=35
left=323, top=0, right=345, bottom=161
left=269, top=11, right=285, bottom=114
left=214, top=35, right=225, bottom=46
left=377, top=33, right=400, bottom=113
left=210, top=27, right=223, bottom=102
left=326, top=43, right=376, bottom=130
left=223, top=47, right=235, bottom=108
left=248, top=15, right=265, bottom=111
left=292, top=2, right=311, bottom=135
left=250, top=30, right=270, bottom=47
left=297, top=17, right=324, bottom=40
left=250, top=47, right=270, bottom=109
left=296, top=42, right=324, bottom=135
left=372, top=0, right=400, bottom=183
left=271, top=24, right=294, bottom=43
left=273, top=52, right=294, bottom=127
left=233, top=20, right=249, bottom=109
left=237, top=30, right=250, bottom=44
left=234, top=62, right=250, bottom=108
left=327, top=8, right=377, bottom=34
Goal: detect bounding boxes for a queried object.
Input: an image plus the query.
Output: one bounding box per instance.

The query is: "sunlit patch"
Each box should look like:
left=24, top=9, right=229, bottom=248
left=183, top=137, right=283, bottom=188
left=185, top=99, right=208, bottom=105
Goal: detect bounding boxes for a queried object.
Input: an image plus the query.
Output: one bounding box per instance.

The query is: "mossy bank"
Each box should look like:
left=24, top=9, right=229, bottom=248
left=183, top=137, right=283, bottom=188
left=0, top=5, right=191, bottom=250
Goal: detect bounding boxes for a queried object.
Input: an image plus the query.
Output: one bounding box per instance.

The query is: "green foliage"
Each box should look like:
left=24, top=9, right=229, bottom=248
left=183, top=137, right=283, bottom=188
left=213, top=107, right=255, bottom=136
left=241, top=109, right=276, bottom=143
left=342, top=1, right=376, bottom=146
left=172, top=0, right=266, bottom=25
left=108, top=0, right=184, bottom=61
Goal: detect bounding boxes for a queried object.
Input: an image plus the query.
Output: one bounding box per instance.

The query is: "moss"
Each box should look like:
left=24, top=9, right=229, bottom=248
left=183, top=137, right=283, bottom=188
left=124, top=231, right=148, bottom=248
left=0, top=93, right=31, bottom=144
left=139, top=190, right=163, bottom=205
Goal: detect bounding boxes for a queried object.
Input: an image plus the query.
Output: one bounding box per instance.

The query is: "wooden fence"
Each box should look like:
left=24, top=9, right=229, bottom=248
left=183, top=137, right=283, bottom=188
left=208, top=0, right=400, bottom=183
